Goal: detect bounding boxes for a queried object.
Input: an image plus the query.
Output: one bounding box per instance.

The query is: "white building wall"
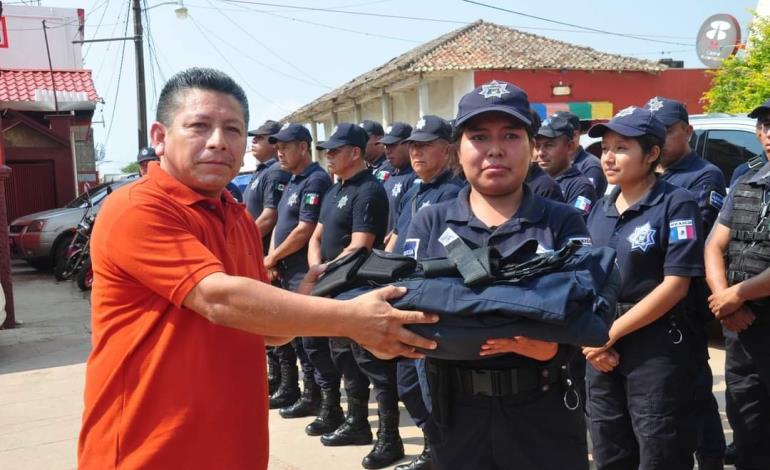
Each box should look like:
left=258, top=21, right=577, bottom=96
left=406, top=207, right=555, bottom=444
left=391, top=88, right=420, bottom=126
left=428, top=76, right=455, bottom=119
left=0, top=5, right=84, bottom=69
left=361, top=99, right=381, bottom=122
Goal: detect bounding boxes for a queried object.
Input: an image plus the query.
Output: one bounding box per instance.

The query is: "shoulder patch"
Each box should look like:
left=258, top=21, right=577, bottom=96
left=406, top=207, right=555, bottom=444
left=574, top=195, right=593, bottom=214
left=669, top=219, right=696, bottom=242
left=303, top=193, right=320, bottom=205
left=568, top=237, right=592, bottom=246
left=709, top=190, right=724, bottom=209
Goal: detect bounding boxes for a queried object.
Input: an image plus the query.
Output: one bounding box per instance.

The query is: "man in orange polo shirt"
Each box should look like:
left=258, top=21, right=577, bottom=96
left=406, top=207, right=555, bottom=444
left=78, top=68, right=437, bottom=470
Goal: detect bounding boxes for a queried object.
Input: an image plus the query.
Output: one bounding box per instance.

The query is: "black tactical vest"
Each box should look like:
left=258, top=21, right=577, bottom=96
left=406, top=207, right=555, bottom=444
left=726, top=169, right=770, bottom=310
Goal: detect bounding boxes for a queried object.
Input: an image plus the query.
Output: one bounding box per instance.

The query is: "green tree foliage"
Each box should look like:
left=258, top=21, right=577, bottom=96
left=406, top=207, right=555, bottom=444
left=704, top=15, right=770, bottom=113
left=121, top=161, right=140, bottom=174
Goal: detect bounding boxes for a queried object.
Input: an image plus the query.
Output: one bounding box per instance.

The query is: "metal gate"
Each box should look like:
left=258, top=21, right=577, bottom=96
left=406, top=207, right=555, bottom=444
left=4, top=161, right=56, bottom=222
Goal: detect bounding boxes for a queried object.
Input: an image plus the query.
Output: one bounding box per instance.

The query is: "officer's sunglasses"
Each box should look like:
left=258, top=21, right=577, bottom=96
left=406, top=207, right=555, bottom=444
left=759, top=121, right=770, bottom=134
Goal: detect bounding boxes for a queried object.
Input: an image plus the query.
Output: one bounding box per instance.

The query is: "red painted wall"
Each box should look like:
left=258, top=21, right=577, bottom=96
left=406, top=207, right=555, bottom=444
left=474, top=69, right=713, bottom=115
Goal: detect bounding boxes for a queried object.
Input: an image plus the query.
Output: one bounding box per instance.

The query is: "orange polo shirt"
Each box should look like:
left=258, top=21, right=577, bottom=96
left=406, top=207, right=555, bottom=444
left=79, top=164, right=269, bottom=469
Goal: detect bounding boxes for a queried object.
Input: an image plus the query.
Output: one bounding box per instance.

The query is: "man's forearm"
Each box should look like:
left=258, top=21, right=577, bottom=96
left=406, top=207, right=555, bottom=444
left=255, top=208, right=278, bottom=239
left=271, top=224, right=315, bottom=263
left=737, top=267, right=770, bottom=301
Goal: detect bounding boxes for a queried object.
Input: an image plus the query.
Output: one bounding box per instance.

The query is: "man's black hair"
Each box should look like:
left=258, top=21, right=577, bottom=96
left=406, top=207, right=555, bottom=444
left=633, top=134, right=665, bottom=173
left=156, top=68, right=249, bottom=126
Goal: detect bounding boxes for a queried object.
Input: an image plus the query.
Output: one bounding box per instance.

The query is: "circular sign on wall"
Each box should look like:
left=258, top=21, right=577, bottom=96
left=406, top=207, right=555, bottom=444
left=696, top=14, right=742, bottom=68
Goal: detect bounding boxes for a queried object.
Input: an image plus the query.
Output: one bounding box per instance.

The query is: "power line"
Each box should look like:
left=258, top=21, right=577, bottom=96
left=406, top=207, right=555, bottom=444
left=142, top=0, right=159, bottom=109
left=84, top=0, right=112, bottom=59
left=187, top=13, right=290, bottom=111
left=104, top=2, right=132, bottom=146
left=204, top=0, right=331, bottom=89
left=461, top=0, right=691, bottom=47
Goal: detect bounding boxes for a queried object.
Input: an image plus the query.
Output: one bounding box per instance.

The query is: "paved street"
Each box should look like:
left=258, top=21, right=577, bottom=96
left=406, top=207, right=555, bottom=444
left=0, top=261, right=734, bottom=469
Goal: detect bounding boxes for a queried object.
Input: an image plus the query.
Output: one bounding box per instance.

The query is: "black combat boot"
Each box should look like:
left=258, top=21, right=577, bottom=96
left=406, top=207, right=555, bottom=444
left=305, top=389, right=345, bottom=436
left=279, top=379, right=321, bottom=418
left=269, top=360, right=300, bottom=409
left=394, top=435, right=432, bottom=470
left=320, top=396, right=373, bottom=446
left=696, top=455, right=724, bottom=470
left=267, top=353, right=281, bottom=396
left=361, top=408, right=404, bottom=469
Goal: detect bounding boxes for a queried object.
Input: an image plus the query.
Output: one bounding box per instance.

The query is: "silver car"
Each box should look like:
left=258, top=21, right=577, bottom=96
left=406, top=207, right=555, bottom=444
left=9, top=178, right=134, bottom=269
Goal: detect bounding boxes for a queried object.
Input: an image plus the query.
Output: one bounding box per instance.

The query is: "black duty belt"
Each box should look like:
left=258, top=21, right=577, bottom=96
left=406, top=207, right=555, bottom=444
left=450, top=365, right=561, bottom=397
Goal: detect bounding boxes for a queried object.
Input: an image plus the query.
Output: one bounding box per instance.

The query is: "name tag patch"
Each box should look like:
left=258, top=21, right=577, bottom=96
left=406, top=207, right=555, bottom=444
left=403, top=239, right=420, bottom=259
left=709, top=191, right=724, bottom=210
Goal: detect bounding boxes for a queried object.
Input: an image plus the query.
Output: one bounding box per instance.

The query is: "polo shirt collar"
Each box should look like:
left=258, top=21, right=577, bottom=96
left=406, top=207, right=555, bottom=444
left=342, top=168, right=370, bottom=186
left=148, top=163, right=224, bottom=207
left=257, top=157, right=278, bottom=170
left=665, top=151, right=698, bottom=173
left=445, top=184, right=544, bottom=227
left=370, top=155, right=387, bottom=169
left=602, top=177, right=666, bottom=216
left=420, top=169, right=453, bottom=190
left=393, top=165, right=413, bottom=176
left=554, top=165, right=581, bottom=182
left=748, top=161, right=770, bottom=184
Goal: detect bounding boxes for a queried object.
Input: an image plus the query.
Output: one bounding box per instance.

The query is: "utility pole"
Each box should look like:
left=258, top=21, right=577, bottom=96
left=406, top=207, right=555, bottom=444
left=132, top=0, right=148, bottom=149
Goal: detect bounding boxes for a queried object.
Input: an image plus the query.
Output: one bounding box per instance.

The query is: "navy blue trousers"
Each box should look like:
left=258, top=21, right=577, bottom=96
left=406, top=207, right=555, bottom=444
left=351, top=342, right=399, bottom=409
left=330, top=337, right=370, bottom=399
left=277, top=265, right=315, bottom=383
left=302, top=336, right=341, bottom=391
left=397, top=359, right=430, bottom=428
left=725, top=320, right=770, bottom=470
left=586, top=317, right=697, bottom=470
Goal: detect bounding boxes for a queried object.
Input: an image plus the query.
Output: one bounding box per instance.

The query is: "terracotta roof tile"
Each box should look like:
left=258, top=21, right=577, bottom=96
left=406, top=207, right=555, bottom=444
left=0, top=69, right=99, bottom=104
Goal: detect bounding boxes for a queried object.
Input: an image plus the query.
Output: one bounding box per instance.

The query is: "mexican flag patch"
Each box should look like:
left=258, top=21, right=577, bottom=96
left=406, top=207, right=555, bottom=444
left=304, top=193, right=320, bottom=205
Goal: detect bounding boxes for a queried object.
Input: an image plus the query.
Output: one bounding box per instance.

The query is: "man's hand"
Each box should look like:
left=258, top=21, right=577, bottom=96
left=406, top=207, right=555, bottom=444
left=709, top=284, right=745, bottom=318
left=297, top=264, right=326, bottom=296
left=720, top=306, right=755, bottom=332
left=267, top=267, right=280, bottom=283
left=263, top=254, right=277, bottom=270
left=479, top=337, right=558, bottom=361
left=346, top=285, right=438, bottom=360
left=583, top=346, right=619, bottom=373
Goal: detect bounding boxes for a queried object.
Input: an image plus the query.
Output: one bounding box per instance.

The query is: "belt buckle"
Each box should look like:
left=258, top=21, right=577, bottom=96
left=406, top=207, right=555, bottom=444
left=470, top=370, right=493, bottom=396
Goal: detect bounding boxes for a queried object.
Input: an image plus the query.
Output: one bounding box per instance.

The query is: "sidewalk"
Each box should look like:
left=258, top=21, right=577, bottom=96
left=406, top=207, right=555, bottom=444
left=0, top=261, right=733, bottom=469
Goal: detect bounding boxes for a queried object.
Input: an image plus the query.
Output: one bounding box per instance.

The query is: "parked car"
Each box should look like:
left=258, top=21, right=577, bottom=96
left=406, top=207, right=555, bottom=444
left=9, top=178, right=135, bottom=270
left=232, top=172, right=253, bottom=194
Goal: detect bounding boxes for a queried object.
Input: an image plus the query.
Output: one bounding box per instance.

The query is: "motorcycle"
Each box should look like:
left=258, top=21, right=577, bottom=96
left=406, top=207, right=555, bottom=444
left=54, top=186, right=96, bottom=283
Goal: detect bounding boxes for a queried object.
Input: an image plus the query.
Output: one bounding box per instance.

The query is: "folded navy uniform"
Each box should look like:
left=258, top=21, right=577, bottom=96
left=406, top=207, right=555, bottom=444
left=314, top=240, right=619, bottom=360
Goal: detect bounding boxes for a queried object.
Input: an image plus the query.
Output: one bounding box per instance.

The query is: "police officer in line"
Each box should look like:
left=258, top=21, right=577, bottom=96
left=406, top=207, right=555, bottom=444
left=584, top=107, right=704, bottom=469
left=405, top=81, right=591, bottom=469
left=307, top=123, right=400, bottom=469
left=263, top=123, right=331, bottom=414
left=137, top=147, right=160, bottom=176
left=360, top=120, right=394, bottom=182
left=379, top=122, right=417, bottom=238
left=382, top=115, right=464, bottom=470
left=242, top=120, right=291, bottom=395
left=705, top=99, right=770, bottom=470
left=644, top=96, right=727, bottom=470
left=243, top=119, right=291, bottom=253
left=525, top=110, right=566, bottom=202
left=554, top=110, right=609, bottom=196
left=534, top=115, right=598, bottom=218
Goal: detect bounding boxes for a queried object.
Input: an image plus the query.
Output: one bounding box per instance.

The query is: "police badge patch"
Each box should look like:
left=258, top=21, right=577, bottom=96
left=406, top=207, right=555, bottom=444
left=403, top=239, right=420, bottom=259
left=627, top=222, right=656, bottom=252
left=287, top=192, right=299, bottom=207
left=391, top=182, right=403, bottom=197
left=337, top=195, right=349, bottom=209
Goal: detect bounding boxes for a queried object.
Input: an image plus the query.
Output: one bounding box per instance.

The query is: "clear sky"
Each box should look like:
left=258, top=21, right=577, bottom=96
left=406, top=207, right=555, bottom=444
left=36, top=0, right=757, bottom=174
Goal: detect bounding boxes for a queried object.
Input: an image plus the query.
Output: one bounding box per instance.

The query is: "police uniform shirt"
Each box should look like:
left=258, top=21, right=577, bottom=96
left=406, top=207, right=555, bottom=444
left=730, top=153, right=768, bottom=188
left=554, top=166, right=598, bottom=218
left=273, top=162, right=332, bottom=266
left=392, top=170, right=466, bottom=254
left=382, top=166, right=417, bottom=233
left=587, top=179, right=704, bottom=304
left=526, top=163, right=565, bottom=202
left=573, top=147, right=608, bottom=196
left=370, top=154, right=394, bottom=183
left=659, top=151, right=726, bottom=232
left=243, top=157, right=290, bottom=220
left=404, top=184, right=592, bottom=370
left=318, top=169, right=389, bottom=262
left=718, top=161, right=770, bottom=227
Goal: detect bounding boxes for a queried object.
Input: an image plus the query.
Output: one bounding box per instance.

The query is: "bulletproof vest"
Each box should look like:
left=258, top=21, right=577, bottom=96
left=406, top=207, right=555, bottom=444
left=727, top=171, right=770, bottom=310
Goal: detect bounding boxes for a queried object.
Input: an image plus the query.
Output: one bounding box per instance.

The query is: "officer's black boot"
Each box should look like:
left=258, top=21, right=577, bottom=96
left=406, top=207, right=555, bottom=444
left=696, top=455, right=724, bottom=470
left=267, top=353, right=281, bottom=396
left=361, top=409, right=404, bottom=469
left=320, top=396, right=373, bottom=446
left=394, top=435, right=432, bottom=470
left=279, top=379, right=321, bottom=418
left=305, top=389, right=344, bottom=436
left=269, top=361, right=300, bottom=409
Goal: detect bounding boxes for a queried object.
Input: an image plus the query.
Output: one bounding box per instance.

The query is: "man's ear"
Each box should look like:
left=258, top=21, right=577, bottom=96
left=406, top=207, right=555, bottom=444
left=150, top=121, right=166, bottom=156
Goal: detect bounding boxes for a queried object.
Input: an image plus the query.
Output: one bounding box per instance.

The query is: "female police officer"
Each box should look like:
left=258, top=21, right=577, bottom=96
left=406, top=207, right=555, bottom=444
left=583, top=107, right=703, bottom=470
left=404, top=80, right=590, bottom=469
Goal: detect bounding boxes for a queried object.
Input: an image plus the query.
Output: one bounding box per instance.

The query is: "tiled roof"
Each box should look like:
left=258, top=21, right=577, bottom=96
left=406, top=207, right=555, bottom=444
left=284, top=20, right=665, bottom=122
left=0, top=69, right=99, bottom=111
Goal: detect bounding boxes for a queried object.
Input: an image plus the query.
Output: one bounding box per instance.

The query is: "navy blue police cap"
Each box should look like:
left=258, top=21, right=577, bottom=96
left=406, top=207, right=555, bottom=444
left=359, top=120, right=384, bottom=137
left=537, top=115, right=575, bottom=139
left=644, top=96, right=689, bottom=126
left=455, top=80, right=531, bottom=128
left=248, top=119, right=282, bottom=137
left=317, top=122, right=369, bottom=150
left=268, top=123, right=312, bottom=144
left=552, top=111, right=580, bottom=132
left=588, top=106, right=666, bottom=141
left=137, top=146, right=158, bottom=163
left=379, top=122, right=414, bottom=145
left=748, top=99, right=770, bottom=119
left=404, top=115, right=453, bottom=142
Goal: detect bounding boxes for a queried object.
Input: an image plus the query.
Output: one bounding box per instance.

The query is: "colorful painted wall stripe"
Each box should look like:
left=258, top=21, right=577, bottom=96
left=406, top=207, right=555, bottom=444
left=531, top=101, right=614, bottom=120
